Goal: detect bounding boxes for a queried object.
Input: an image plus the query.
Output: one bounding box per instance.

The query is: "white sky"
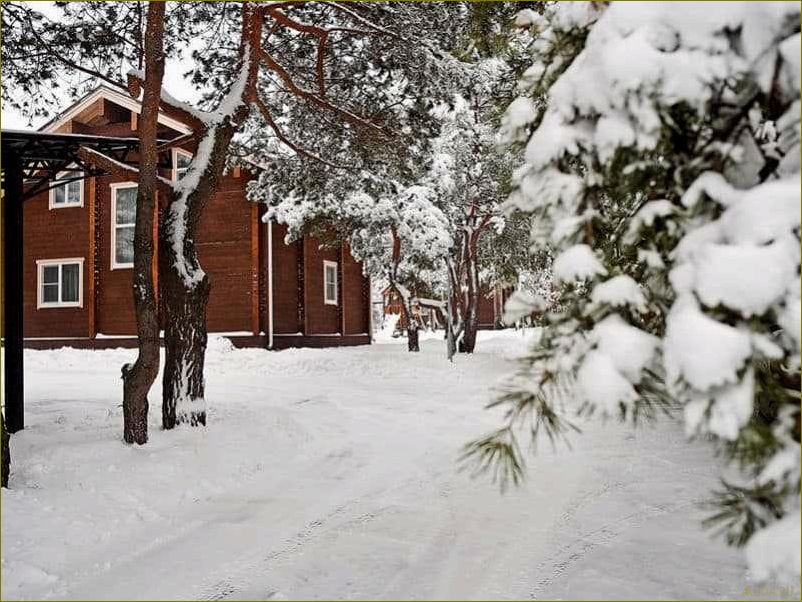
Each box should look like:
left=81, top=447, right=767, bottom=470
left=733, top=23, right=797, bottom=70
left=1, top=1, right=201, bottom=131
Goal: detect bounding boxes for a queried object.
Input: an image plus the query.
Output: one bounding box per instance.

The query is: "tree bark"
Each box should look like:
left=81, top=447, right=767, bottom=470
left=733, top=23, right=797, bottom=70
left=400, top=300, right=420, bottom=352
left=160, top=241, right=210, bottom=428
left=460, top=250, right=479, bottom=354
left=407, top=326, right=420, bottom=352
left=122, top=1, right=166, bottom=445
left=456, top=227, right=481, bottom=354
left=159, top=5, right=262, bottom=429
left=159, top=133, right=226, bottom=429
left=2, top=416, right=10, bottom=488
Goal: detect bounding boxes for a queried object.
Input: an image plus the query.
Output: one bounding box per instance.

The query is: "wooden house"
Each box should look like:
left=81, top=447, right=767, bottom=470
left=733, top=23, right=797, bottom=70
left=382, top=283, right=512, bottom=331
left=4, top=86, right=371, bottom=350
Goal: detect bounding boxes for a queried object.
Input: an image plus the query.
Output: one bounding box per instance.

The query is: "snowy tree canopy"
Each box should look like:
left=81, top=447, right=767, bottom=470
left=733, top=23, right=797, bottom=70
left=468, top=0, right=801, bottom=583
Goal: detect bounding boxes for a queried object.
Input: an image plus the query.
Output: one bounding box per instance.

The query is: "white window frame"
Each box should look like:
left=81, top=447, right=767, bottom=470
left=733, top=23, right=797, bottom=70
left=111, top=182, right=137, bottom=270
left=36, top=258, right=84, bottom=309
left=172, top=148, right=193, bottom=182
left=48, top=171, right=84, bottom=209
left=323, top=260, right=338, bottom=306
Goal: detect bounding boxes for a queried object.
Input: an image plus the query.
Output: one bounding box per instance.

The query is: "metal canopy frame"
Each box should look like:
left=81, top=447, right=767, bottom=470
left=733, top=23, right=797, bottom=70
left=1, top=129, right=149, bottom=433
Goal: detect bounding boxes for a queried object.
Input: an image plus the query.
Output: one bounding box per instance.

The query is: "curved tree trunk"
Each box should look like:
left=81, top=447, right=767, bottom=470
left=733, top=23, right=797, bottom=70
left=122, top=1, right=166, bottom=444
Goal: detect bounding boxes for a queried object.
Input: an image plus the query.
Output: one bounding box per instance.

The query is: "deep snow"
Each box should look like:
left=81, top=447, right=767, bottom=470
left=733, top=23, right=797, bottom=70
left=1, top=331, right=760, bottom=600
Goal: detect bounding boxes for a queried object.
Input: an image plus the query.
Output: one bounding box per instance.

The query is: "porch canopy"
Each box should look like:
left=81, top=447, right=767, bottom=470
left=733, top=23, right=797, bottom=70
left=1, top=129, right=144, bottom=432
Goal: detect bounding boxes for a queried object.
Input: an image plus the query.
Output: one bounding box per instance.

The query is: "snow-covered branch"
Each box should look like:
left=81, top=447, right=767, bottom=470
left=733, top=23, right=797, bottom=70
left=77, top=146, right=175, bottom=195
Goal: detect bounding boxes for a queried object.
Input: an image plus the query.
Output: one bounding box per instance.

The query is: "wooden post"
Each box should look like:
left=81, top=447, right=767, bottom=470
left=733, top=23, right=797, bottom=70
left=87, top=176, right=97, bottom=339
left=302, top=237, right=309, bottom=335
left=250, top=203, right=259, bottom=335
left=3, top=157, right=25, bottom=432
left=339, top=244, right=346, bottom=335
left=297, top=238, right=305, bottom=335
left=152, top=195, right=159, bottom=303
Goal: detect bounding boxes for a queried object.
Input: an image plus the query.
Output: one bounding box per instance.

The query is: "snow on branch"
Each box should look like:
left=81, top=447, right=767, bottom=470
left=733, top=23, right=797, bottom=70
left=77, top=146, right=175, bottom=195
left=127, top=48, right=253, bottom=132
left=127, top=70, right=206, bottom=131
left=156, top=132, right=200, bottom=154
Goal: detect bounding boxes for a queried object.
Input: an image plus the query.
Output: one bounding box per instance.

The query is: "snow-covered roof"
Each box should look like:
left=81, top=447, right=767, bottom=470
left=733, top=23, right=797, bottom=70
left=40, top=85, right=193, bottom=136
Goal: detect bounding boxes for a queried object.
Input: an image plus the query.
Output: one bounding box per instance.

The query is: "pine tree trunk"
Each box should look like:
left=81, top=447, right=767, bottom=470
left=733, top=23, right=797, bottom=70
left=458, top=236, right=480, bottom=354
left=2, top=416, right=10, bottom=488
left=399, top=297, right=420, bottom=352
left=461, top=314, right=478, bottom=353
left=160, top=238, right=210, bottom=429
left=407, top=322, right=420, bottom=352
left=122, top=1, right=166, bottom=444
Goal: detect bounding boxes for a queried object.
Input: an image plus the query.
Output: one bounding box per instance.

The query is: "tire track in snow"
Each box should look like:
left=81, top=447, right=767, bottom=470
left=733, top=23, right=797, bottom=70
left=195, top=487, right=405, bottom=600
left=528, top=501, right=682, bottom=599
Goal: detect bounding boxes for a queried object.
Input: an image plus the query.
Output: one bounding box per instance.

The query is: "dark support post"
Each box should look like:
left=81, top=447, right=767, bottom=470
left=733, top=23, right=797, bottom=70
left=3, top=156, right=24, bottom=432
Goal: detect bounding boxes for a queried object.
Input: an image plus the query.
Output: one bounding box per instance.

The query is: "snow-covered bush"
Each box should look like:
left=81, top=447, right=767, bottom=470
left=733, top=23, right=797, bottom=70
left=468, top=1, right=801, bottom=582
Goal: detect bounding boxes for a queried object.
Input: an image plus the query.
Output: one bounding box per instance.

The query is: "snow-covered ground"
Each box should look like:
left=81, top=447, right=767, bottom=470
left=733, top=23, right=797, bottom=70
left=2, top=331, right=757, bottom=600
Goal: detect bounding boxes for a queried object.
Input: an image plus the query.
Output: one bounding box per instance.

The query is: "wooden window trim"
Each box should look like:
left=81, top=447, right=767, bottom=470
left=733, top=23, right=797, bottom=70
left=110, top=181, right=137, bottom=270
left=36, top=258, right=84, bottom=309
left=323, top=260, right=338, bottom=306
left=172, top=148, right=193, bottom=182
left=48, top=171, right=84, bottom=209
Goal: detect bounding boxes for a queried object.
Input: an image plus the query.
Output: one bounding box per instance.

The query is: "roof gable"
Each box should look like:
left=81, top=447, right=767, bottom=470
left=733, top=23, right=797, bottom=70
left=40, top=86, right=193, bottom=136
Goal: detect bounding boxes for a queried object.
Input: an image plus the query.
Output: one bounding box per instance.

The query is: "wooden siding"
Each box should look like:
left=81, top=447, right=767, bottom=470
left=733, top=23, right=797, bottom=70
left=196, top=172, right=253, bottom=333
left=342, top=243, right=369, bottom=335
left=14, top=92, right=371, bottom=348
left=270, top=224, right=301, bottom=335
left=21, top=190, right=90, bottom=338
left=95, top=173, right=137, bottom=334
left=303, top=236, right=340, bottom=335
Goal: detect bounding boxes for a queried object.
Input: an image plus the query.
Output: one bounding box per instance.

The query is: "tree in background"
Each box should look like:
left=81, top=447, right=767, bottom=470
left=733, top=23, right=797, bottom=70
left=244, top=3, right=476, bottom=352
left=466, top=2, right=801, bottom=582
left=427, top=76, right=519, bottom=355
left=257, top=165, right=453, bottom=353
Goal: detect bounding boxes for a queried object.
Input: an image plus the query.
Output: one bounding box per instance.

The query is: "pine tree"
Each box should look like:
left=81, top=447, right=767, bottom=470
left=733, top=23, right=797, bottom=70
left=464, top=1, right=801, bottom=582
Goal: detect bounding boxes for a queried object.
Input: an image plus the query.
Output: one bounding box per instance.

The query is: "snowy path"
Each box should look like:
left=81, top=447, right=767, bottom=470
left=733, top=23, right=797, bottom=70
left=2, top=332, right=748, bottom=600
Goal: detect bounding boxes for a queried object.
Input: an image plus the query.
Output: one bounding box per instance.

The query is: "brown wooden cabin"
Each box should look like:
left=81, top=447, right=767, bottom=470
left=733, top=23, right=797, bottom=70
left=3, top=86, right=371, bottom=350
left=477, top=284, right=515, bottom=329
left=382, top=284, right=513, bottom=331
left=381, top=287, right=444, bottom=331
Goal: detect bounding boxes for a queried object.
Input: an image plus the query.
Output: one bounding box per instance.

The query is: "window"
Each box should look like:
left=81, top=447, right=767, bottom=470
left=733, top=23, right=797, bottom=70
left=37, top=259, right=84, bottom=308
left=172, top=149, right=193, bottom=181
left=49, top=172, right=83, bottom=209
left=111, top=183, right=137, bottom=269
left=324, top=260, right=338, bottom=305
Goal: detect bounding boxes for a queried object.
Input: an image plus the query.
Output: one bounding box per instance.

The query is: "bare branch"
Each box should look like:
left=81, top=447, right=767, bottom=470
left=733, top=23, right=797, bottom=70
left=256, top=47, right=387, bottom=137
left=319, top=2, right=401, bottom=39
left=254, top=97, right=348, bottom=168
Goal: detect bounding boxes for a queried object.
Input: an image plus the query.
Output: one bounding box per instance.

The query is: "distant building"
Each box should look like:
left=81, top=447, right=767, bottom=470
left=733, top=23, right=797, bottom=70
left=382, top=283, right=513, bottom=331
